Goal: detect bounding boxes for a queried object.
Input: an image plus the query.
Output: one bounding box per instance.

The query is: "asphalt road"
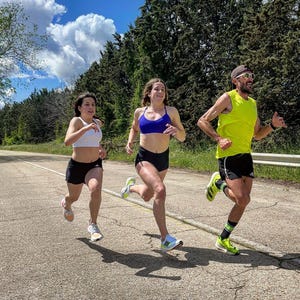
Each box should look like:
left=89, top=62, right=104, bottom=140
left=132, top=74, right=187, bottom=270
left=0, top=150, right=299, bottom=300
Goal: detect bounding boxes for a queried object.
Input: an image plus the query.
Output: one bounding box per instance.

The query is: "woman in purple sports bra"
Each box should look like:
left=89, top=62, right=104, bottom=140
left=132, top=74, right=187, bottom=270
left=121, top=78, right=186, bottom=252
left=61, top=92, right=107, bottom=242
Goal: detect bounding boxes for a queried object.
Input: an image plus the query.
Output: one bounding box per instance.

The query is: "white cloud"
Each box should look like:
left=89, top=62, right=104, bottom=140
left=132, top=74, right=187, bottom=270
left=0, top=0, right=66, bottom=34
left=0, top=85, right=15, bottom=107
left=1, top=0, right=116, bottom=85
left=22, top=0, right=66, bottom=34
left=41, top=13, right=116, bottom=84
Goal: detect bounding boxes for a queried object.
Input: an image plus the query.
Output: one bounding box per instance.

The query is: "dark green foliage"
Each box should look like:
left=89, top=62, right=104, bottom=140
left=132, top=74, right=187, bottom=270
left=239, top=0, right=300, bottom=150
left=1, top=89, right=71, bottom=145
left=1, top=0, right=299, bottom=152
left=73, top=40, right=133, bottom=136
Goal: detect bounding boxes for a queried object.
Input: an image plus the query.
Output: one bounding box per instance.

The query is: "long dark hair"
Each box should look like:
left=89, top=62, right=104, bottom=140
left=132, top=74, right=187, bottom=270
left=142, top=78, right=168, bottom=106
left=74, top=92, right=97, bottom=117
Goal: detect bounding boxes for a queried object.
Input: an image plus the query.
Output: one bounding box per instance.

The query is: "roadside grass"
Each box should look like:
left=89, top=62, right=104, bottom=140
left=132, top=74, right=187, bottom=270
left=0, top=141, right=72, bottom=156
left=1, top=139, right=299, bottom=184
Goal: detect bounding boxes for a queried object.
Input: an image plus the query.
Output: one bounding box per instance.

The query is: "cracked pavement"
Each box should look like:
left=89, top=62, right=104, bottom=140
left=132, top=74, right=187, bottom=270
left=0, top=150, right=299, bottom=299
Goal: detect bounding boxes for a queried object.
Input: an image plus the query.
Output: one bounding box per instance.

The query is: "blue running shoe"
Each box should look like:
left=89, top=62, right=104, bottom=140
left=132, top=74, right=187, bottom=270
left=161, top=234, right=183, bottom=252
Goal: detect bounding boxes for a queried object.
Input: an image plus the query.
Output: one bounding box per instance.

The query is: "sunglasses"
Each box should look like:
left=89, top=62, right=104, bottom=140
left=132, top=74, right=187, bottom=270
left=236, top=72, right=255, bottom=79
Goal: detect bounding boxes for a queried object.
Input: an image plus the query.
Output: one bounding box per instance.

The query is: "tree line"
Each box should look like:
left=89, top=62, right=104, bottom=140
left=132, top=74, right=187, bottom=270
left=0, top=0, right=299, bottom=151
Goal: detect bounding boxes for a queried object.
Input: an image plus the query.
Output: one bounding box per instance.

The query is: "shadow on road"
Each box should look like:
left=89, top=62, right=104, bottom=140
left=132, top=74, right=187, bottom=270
left=178, top=246, right=300, bottom=271
left=77, top=236, right=299, bottom=281
left=77, top=237, right=195, bottom=280
left=144, top=233, right=300, bottom=271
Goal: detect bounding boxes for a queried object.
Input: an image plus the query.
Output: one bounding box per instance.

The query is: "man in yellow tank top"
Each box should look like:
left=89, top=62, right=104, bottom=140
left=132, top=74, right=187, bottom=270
left=197, top=65, right=287, bottom=255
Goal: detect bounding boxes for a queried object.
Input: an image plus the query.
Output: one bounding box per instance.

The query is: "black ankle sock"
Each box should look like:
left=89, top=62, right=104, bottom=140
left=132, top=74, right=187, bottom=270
left=215, top=179, right=222, bottom=189
left=220, top=220, right=238, bottom=240
left=215, top=179, right=227, bottom=191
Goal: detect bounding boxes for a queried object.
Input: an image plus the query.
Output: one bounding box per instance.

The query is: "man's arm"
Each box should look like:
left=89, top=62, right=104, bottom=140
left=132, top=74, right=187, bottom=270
left=254, top=112, right=287, bottom=140
left=197, top=93, right=232, bottom=150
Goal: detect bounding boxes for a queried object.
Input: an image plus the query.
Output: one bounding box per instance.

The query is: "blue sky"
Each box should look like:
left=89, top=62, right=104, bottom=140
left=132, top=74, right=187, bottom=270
left=5, top=0, right=144, bottom=103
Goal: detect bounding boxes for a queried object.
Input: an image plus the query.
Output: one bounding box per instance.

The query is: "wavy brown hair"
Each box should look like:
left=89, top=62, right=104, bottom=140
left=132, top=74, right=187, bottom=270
left=141, top=78, right=168, bottom=106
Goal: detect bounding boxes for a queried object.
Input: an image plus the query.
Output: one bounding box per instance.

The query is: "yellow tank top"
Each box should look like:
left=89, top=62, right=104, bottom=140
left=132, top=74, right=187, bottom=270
left=216, top=90, right=257, bottom=158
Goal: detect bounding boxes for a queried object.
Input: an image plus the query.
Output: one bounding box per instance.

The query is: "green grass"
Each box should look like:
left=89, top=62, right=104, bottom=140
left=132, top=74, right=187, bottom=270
left=0, top=141, right=72, bottom=156
left=1, top=139, right=299, bottom=184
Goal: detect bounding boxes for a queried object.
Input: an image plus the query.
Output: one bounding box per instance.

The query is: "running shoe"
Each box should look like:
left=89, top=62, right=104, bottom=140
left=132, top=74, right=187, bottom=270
left=205, top=172, right=221, bottom=201
left=88, top=223, right=103, bottom=242
left=161, top=234, right=183, bottom=252
left=61, top=198, right=74, bottom=222
left=215, top=236, right=240, bottom=255
left=120, top=177, right=136, bottom=199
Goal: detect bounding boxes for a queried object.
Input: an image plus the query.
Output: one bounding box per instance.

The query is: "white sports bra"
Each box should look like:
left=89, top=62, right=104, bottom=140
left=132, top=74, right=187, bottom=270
left=73, top=117, right=102, bottom=148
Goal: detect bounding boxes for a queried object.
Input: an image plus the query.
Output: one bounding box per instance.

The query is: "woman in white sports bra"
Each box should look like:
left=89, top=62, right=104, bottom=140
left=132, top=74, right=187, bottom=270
left=61, top=92, right=106, bottom=242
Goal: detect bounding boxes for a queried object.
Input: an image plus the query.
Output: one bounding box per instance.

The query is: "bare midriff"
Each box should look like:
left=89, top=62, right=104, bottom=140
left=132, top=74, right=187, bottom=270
left=71, top=147, right=100, bottom=163
left=140, top=133, right=170, bottom=153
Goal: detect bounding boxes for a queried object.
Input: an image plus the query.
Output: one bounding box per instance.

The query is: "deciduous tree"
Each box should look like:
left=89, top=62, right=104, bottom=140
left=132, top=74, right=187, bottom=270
left=0, top=2, right=47, bottom=101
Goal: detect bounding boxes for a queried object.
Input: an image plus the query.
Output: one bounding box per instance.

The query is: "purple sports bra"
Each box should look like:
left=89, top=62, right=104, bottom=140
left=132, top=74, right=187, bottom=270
left=139, top=106, right=171, bottom=134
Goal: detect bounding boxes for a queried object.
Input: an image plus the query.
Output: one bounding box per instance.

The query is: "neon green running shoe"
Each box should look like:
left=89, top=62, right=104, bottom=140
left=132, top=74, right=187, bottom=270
left=120, top=177, right=136, bottom=199
left=215, top=236, right=240, bottom=255
left=205, top=172, right=221, bottom=201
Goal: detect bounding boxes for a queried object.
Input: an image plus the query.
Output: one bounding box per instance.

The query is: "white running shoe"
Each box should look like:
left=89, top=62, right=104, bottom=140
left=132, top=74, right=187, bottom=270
left=88, top=223, right=103, bottom=242
left=61, top=198, right=74, bottom=222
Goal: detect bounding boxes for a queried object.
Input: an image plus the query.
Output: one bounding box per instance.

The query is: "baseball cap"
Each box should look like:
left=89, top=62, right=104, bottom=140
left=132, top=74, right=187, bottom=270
left=231, top=65, right=253, bottom=79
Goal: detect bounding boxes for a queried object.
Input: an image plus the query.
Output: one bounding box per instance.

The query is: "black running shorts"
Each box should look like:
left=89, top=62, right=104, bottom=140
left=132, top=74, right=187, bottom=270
left=135, top=146, right=169, bottom=172
left=218, top=153, right=254, bottom=180
left=66, top=158, right=103, bottom=184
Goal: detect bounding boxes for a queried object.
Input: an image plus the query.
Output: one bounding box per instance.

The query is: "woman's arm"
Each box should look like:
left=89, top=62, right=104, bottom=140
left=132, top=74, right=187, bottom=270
left=125, top=108, right=141, bottom=154
left=64, top=118, right=84, bottom=146
left=64, top=117, right=99, bottom=146
left=165, top=107, right=186, bottom=142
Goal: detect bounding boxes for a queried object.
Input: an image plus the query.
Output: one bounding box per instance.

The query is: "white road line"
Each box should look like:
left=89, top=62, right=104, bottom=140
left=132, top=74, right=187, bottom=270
left=23, top=160, right=65, bottom=176
left=22, top=159, right=299, bottom=266
left=103, top=189, right=288, bottom=258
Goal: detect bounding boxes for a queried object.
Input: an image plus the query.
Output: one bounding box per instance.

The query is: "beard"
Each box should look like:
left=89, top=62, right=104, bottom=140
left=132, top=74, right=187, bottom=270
left=240, top=84, right=253, bottom=94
